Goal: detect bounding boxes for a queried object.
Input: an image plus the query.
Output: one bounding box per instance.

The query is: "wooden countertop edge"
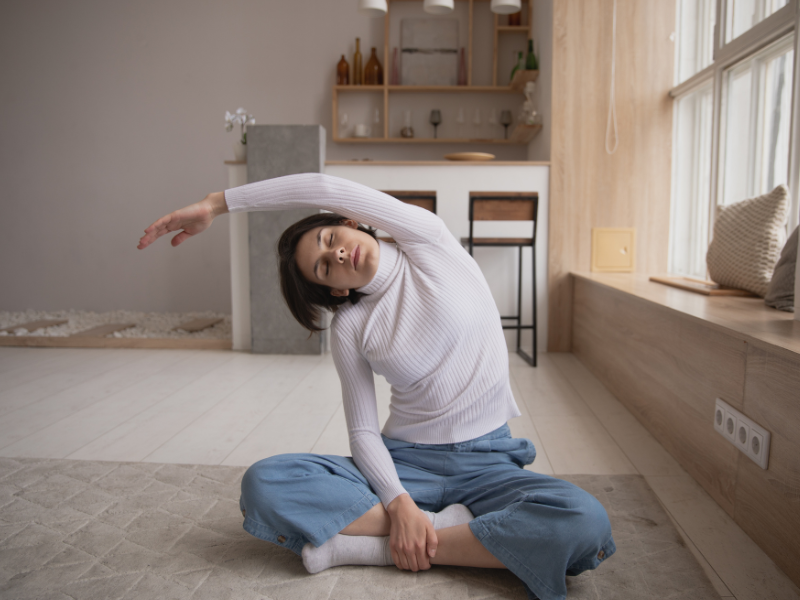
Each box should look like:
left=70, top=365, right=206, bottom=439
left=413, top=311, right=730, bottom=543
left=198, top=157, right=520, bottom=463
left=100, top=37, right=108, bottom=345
left=325, top=160, right=551, bottom=166
left=227, top=160, right=550, bottom=166
left=571, top=272, right=800, bottom=360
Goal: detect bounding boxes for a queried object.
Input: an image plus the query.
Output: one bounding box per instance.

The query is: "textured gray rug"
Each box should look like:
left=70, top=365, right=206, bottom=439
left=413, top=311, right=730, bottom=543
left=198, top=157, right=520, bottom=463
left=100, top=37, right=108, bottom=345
left=0, top=458, right=719, bottom=600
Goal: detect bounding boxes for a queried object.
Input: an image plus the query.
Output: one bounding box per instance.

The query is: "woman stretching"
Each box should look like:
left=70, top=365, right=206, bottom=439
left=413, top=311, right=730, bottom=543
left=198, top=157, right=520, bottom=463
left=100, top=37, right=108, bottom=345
left=137, top=173, right=615, bottom=600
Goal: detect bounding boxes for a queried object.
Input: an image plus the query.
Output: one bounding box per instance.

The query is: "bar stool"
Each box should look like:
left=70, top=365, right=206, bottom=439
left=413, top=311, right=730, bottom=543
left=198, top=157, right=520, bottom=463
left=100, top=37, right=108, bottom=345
left=460, top=192, right=538, bottom=367
left=377, top=191, right=437, bottom=243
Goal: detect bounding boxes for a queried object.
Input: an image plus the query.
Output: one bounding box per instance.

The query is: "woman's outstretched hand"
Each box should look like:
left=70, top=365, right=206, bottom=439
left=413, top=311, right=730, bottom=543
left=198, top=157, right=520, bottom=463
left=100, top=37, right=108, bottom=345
left=387, top=494, right=438, bottom=572
left=137, top=191, right=228, bottom=250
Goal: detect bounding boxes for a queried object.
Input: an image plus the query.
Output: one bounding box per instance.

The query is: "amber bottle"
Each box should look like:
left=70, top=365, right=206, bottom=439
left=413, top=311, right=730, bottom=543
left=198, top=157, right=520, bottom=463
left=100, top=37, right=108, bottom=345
left=364, top=47, right=383, bottom=85
left=353, top=38, right=363, bottom=85
left=508, top=11, right=522, bottom=26
left=337, top=55, right=349, bottom=85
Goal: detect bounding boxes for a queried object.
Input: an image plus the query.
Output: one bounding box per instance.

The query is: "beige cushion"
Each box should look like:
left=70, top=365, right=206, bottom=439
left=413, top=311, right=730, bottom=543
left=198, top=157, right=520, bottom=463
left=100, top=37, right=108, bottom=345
left=706, top=185, right=789, bottom=297
left=764, top=225, right=797, bottom=312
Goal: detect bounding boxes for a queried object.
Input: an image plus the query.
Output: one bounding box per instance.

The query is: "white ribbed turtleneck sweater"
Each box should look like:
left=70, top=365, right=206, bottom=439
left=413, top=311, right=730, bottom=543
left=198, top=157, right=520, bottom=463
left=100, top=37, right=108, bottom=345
left=225, top=173, right=521, bottom=508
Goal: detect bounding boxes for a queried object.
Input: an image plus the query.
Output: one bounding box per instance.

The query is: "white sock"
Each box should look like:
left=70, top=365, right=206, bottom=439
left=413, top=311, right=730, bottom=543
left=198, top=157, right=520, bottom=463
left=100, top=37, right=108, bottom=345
left=302, top=534, right=392, bottom=574
left=301, top=504, right=474, bottom=574
left=422, top=503, right=475, bottom=530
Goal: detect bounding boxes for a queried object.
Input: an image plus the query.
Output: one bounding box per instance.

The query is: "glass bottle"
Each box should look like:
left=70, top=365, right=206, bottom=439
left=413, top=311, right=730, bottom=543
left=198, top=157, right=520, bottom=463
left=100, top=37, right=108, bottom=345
left=457, top=48, right=467, bottom=86
left=364, top=47, right=383, bottom=85
left=353, top=38, right=363, bottom=85
left=525, top=39, right=538, bottom=71
left=510, top=51, right=524, bottom=84
left=337, top=55, right=349, bottom=85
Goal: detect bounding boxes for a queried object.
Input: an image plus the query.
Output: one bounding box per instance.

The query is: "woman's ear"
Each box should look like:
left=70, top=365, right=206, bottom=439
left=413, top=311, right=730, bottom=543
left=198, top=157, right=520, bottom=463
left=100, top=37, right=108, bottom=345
left=330, top=288, right=351, bottom=297
left=341, top=219, right=359, bottom=229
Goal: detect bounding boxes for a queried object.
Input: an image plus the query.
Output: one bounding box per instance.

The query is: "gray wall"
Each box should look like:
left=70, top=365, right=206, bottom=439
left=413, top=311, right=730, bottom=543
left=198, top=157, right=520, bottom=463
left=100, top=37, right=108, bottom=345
left=0, top=0, right=551, bottom=313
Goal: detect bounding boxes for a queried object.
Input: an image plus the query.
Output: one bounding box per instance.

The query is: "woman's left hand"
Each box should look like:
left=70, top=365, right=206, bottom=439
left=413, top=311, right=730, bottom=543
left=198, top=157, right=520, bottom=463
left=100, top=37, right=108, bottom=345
left=137, top=191, right=228, bottom=250
left=386, top=494, right=438, bottom=571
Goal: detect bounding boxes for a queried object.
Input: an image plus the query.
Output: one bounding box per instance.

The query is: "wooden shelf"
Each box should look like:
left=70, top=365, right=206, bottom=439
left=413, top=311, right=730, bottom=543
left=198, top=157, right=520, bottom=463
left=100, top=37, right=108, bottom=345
left=334, top=85, right=520, bottom=93
left=388, top=85, right=518, bottom=93
left=332, top=0, right=536, bottom=145
left=497, top=26, right=530, bottom=33
left=334, top=85, right=385, bottom=93
left=509, top=123, right=542, bottom=143
left=333, top=136, right=524, bottom=144
left=510, top=69, right=539, bottom=90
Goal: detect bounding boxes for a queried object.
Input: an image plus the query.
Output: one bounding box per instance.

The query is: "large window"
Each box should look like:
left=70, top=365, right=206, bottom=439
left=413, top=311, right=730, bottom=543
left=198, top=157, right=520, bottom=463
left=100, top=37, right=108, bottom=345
left=669, top=0, right=798, bottom=278
left=721, top=35, right=794, bottom=205
left=726, top=0, right=790, bottom=43
left=671, top=84, right=713, bottom=277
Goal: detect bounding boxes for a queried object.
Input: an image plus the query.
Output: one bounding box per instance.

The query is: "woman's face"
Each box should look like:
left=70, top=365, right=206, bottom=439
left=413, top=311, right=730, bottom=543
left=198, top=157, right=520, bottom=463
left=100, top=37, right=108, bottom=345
left=295, top=220, right=381, bottom=296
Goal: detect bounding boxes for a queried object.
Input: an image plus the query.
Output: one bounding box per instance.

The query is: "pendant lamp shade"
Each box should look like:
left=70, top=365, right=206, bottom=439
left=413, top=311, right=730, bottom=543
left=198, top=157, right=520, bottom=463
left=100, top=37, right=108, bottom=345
left=358, top=0, right=388, bottom=17
left=490, top=0, right=522, bottom=14
left=423, top=0, right=455, bottom=14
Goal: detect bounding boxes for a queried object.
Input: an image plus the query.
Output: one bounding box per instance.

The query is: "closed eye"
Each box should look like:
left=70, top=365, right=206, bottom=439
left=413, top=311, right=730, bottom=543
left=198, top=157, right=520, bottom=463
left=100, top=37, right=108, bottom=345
left=326, top=233, right=333, bottom=276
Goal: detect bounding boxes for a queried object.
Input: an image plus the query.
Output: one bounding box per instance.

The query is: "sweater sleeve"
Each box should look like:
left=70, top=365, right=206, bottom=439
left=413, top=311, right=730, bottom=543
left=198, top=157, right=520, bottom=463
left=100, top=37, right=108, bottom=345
left=224, top=172, right=444, bottom=246
left=331, top=316, right=408, bottom=509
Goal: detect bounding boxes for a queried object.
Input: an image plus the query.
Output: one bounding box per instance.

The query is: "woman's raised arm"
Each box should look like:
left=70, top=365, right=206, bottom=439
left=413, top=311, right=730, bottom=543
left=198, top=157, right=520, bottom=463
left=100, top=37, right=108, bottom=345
left=137, top=191, right=228, bottom=250
left=224, top=173, right=444, bottom=247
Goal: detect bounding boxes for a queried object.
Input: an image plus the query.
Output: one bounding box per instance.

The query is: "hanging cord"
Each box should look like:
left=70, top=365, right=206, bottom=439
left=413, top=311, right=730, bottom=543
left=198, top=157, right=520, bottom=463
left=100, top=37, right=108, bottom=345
left=605, top=0, right=619, bottom=154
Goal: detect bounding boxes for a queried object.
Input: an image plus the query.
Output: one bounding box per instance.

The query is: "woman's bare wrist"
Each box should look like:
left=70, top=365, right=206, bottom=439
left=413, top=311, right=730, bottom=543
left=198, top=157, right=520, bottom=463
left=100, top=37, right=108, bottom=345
left=386, top=493, right=414, bottom=516
left=206, top=191, right=229, bottom=218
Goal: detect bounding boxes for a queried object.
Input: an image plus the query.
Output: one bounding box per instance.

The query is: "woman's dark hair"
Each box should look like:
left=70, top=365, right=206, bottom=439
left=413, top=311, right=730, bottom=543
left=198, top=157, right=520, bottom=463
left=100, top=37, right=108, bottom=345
left=277, top=212, right=377, bottom=333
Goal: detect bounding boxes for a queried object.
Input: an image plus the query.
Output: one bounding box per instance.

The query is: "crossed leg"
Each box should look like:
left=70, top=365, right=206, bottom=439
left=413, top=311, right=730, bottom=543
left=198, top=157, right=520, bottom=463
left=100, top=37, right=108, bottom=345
left=339, top=501, right=506, bottom=569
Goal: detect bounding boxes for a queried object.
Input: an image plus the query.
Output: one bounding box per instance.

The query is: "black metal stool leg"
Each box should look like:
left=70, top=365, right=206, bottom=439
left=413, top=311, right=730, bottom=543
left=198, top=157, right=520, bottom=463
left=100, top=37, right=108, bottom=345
left=532, top=242, right=537, bottom=366
left=516, top=245, right=522, bottom=352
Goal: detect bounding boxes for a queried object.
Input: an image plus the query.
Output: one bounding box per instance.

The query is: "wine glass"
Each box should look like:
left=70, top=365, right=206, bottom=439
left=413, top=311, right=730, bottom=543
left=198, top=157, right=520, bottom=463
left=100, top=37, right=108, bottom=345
left=473, top=108, right=482, bottom=138
left=339, top=112, right=349, bottom=138
left=456, top=107, right=465, bottom=139
left=429, top=109, right=442, bottom=139
left=500, top=110, right=513, bottom=140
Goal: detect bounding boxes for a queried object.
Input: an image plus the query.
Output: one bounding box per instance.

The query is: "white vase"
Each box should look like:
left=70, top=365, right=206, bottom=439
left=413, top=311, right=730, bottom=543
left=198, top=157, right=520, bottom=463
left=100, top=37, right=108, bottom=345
left=233, top=140, right=247, bottom=162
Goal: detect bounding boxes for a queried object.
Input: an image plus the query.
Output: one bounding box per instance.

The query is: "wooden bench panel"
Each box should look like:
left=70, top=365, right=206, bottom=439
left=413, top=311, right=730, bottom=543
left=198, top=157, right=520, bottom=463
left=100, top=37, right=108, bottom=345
left=736, top=346, right=800, bottom=586
left=572, top=272, right=800, bottom=589
left=572, top=277, right=743, bottom=515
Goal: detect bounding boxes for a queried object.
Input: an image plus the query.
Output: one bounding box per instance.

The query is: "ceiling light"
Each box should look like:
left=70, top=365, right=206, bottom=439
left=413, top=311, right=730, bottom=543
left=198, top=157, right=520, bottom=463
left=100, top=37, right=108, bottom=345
left=423, top=0, right=455, bottom=14
left=490, top=0, right=522, bottom=15
left=358, top=0, right=388, bottom=17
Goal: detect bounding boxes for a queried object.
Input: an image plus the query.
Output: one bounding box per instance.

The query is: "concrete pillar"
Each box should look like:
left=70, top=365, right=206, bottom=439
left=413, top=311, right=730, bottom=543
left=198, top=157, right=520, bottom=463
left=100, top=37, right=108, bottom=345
left=245, top=125, right=329, bottom=354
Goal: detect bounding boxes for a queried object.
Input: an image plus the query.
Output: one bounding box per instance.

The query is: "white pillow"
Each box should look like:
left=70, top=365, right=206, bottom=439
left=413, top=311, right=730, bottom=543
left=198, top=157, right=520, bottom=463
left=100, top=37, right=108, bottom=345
left=706, top=185, right=789, bottom=297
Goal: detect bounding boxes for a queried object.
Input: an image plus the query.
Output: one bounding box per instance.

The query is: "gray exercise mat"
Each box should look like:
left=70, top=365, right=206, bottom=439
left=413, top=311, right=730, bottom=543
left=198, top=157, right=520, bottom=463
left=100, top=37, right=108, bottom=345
left=0, top=458, right=719, bottom=599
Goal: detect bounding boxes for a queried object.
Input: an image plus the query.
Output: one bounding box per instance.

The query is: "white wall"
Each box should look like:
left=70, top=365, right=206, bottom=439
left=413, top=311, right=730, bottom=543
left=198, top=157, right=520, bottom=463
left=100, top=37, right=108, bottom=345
left=325, top=164, right=550, bottom=353
left=0, top=0, right=551, bottom=313
left=528, top=0, right=552, bottom=161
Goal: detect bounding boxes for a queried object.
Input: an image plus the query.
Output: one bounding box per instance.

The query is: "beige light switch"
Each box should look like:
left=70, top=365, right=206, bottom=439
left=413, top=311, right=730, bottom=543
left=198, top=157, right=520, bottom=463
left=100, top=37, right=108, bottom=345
left=591, top=228, right=635, bottom=272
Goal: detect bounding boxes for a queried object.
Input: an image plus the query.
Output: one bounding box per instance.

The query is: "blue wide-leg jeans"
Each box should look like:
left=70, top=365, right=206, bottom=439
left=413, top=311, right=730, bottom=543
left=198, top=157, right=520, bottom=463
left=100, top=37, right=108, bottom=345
left=239, top=424, right=615, bottom=600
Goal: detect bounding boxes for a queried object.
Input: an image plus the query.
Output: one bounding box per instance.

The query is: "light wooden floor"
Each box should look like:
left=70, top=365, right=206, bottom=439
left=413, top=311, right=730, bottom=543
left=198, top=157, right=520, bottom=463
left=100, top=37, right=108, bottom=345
left=1, top=347, right=798, bottom=600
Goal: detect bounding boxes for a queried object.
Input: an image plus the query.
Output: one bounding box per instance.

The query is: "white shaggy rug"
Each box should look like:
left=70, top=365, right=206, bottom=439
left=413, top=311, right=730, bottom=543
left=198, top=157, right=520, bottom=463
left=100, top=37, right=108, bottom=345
left=0, top=310, right=231, bottom=340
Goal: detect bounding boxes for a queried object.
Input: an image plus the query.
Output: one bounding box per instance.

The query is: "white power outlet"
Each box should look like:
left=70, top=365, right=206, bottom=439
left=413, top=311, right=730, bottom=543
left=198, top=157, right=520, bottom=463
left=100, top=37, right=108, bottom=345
left=723, top=408, right=737, bottom=444
left=714, top=398, right=770, bottom=470
left=735, top=418, right=750, bottom=453
left=714, top=403, right=725, bottom=435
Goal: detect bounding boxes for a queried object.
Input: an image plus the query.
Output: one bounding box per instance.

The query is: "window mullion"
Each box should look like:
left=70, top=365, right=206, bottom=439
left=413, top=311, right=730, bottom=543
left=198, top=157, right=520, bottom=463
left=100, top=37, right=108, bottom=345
left=789, top=7, right=800, bottom=233
left=716, top=2, right=796, bottom=66
left=748, top=55, right=764, bottom=198
left=709, top=63, right=726, bottom=243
